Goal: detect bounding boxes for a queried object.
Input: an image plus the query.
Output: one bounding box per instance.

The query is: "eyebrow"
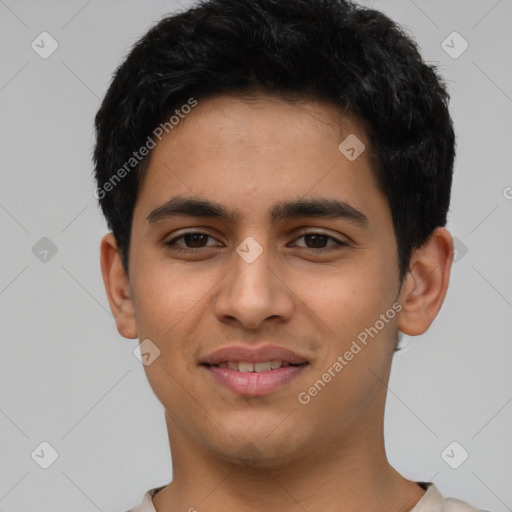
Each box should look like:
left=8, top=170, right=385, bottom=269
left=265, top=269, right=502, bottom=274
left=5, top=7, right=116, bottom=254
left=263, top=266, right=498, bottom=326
left=146, top=196, right=368, bottom=226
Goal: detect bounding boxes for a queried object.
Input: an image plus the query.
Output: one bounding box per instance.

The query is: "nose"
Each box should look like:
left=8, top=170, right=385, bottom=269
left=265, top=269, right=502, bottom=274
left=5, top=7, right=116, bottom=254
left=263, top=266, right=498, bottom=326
left=213, top=242, right=294, bottom=330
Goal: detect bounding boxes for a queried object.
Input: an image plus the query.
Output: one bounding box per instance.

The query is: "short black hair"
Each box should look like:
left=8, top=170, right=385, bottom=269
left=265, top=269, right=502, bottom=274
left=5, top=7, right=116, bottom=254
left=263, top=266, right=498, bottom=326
left=93, top=0, right=455, bottom=280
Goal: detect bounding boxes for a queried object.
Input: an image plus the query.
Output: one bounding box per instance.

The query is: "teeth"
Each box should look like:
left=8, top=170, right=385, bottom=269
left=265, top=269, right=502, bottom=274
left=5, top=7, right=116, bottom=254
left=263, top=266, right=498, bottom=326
left=215, top=360, right=295, bottom=372
left=238, top=362, right=254, bottom=372
left=254, top=361, right=272, bottom=372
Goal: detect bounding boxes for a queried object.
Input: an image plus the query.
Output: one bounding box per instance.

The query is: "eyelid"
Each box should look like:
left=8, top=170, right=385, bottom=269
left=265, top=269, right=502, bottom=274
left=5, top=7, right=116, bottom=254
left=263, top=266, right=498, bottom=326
left=165, top=230, right=223, bottom=248
left=291, top=229, right=348, bottom=246
left=165, top=229, right=348, bottom=252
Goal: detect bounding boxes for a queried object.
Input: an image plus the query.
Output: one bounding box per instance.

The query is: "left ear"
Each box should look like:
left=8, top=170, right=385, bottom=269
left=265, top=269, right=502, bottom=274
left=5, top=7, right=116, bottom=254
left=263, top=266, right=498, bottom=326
left=397, top=227, right=454, bottom=336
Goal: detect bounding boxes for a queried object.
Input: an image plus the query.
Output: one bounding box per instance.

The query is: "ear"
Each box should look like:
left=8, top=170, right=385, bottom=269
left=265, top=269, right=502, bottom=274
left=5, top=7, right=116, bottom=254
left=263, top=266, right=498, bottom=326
left=100, top=233, right=138, bottom=339
left=397, top=227, right=454, bottom=336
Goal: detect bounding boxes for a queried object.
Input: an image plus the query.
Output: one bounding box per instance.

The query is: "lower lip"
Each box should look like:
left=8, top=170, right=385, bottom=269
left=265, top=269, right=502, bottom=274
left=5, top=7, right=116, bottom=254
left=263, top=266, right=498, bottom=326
left=203, top=364, right=308, bottom=396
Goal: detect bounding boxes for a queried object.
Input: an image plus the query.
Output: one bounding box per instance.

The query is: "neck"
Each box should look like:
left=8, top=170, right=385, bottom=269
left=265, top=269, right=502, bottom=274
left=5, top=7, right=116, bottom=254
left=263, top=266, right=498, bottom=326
left=152, top=409, right=425, bottom=512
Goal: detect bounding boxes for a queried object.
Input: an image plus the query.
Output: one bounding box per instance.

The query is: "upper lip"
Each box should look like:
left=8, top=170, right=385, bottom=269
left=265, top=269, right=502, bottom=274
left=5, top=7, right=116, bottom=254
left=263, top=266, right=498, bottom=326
left=200, top=344, right=309, bottom=365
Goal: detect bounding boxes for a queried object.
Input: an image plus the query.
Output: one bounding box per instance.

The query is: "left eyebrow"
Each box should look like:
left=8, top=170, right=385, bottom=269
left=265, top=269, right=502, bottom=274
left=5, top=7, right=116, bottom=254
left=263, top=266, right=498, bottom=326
left=270, top=198, right=368, bottom=226
left=146, top=196, right=369, bottom=227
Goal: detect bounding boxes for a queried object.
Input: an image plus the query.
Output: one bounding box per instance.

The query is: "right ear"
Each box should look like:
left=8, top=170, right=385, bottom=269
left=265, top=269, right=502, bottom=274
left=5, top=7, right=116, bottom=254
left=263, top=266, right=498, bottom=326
left=100, top=233, right=138, bottom=339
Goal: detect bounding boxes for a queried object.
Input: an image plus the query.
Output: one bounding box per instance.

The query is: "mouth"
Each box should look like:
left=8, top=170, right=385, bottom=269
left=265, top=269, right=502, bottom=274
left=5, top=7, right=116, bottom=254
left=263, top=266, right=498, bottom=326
left=200, top=344, right=311, bottom=396
left=205, top=360, right=308, bottom=372
left=201, top=360, right=309, bottom=396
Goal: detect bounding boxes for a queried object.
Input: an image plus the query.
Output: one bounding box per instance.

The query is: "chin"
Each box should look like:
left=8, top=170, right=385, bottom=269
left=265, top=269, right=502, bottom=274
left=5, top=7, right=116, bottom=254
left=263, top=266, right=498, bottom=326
left=226, top=447, right=297, bottom=470
left=212, top=433, right=304, bottom=470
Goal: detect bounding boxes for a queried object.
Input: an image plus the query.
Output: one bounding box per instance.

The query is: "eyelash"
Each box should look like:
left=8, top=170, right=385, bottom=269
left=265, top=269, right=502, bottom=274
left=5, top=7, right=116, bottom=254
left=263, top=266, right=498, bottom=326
left=164, top=231, right=347, bottom=254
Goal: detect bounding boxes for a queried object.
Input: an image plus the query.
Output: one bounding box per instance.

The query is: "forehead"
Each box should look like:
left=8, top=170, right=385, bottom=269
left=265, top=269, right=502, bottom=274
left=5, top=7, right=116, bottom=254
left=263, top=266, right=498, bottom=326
left=171, top=92, right=368, bottom=151
left=135, top=92, right=384, bottom=221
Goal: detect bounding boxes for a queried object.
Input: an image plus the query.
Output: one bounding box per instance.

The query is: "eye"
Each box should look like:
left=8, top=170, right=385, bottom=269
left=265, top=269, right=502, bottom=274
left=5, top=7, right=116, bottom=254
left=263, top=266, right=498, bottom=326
left=165, top=232, right=221, bottom=251
left=293, top=232, right=347, bottom=251
left=164, top=231, right=347, bottom=254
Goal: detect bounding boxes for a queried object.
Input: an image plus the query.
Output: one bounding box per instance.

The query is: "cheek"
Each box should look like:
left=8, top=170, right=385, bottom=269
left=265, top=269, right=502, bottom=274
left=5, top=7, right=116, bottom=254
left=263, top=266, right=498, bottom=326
left=288, top=261, right=393, bottom=339
left=131, top=257, right=210, bottom=335
left=295, top=271, right=397, bottom=432
left=130, top=264, right=208, bottom=411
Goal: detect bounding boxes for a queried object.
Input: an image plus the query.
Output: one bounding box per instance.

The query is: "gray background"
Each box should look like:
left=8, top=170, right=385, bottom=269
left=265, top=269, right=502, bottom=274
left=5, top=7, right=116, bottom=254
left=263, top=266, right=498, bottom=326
left=0, top=0, right=511, bottom=511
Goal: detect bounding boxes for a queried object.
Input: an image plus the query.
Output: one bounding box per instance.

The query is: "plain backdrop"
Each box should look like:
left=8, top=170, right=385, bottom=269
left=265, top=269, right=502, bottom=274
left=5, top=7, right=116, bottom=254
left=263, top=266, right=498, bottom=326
left=0, top=0, right=511, bottom=511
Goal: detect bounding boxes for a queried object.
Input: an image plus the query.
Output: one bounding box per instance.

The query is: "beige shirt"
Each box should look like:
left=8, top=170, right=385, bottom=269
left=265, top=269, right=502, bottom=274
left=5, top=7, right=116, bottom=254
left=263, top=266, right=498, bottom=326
left=126, top=482, right=487, bottom=512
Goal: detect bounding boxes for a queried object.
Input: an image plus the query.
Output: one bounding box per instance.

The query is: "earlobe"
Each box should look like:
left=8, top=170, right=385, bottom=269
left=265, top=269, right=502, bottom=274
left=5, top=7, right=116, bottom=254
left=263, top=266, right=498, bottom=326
left=100, top=233, right=138, bottom=339
left=397, top=227, right=454, bottom=337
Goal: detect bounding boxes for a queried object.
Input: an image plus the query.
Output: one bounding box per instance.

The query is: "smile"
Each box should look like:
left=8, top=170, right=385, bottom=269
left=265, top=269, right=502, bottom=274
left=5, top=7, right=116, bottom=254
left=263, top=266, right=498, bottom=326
left=209, top=360, right=303, bottom=372
left=202, top=362, right=309, bottom=396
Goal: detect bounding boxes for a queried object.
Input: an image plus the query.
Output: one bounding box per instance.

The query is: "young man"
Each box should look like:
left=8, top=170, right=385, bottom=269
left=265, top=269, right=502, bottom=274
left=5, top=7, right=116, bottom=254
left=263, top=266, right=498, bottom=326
left=93, top=0, right=486, bottom=511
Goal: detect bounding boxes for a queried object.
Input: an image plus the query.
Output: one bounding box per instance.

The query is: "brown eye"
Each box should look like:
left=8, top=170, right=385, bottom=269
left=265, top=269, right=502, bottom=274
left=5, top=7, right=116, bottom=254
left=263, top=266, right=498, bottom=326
left=303, top=234, right=330, bottom=248
left=182, top=233, right=210, bottom=248
left=165, top=232, right=220, bottom=251
left=294, top=232, right=345, bottom=251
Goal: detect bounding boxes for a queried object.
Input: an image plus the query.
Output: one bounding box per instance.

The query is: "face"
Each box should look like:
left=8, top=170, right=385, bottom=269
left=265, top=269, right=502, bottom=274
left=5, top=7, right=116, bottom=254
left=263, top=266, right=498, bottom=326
left=125, top=93, right=403, bottom=467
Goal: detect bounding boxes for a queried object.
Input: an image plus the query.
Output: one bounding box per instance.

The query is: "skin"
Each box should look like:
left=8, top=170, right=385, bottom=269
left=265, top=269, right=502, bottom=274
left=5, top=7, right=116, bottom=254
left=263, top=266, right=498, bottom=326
left=100, top=92, right=454, bottom=512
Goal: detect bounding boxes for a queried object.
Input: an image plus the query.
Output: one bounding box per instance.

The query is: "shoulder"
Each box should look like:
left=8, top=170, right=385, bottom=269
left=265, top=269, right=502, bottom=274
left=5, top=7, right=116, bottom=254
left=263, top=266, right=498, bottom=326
left=413, top=483, right=490, bottom=512
left=124, top=486, right=166, bottom=512
left=443, top=497, right=490, bottom=512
